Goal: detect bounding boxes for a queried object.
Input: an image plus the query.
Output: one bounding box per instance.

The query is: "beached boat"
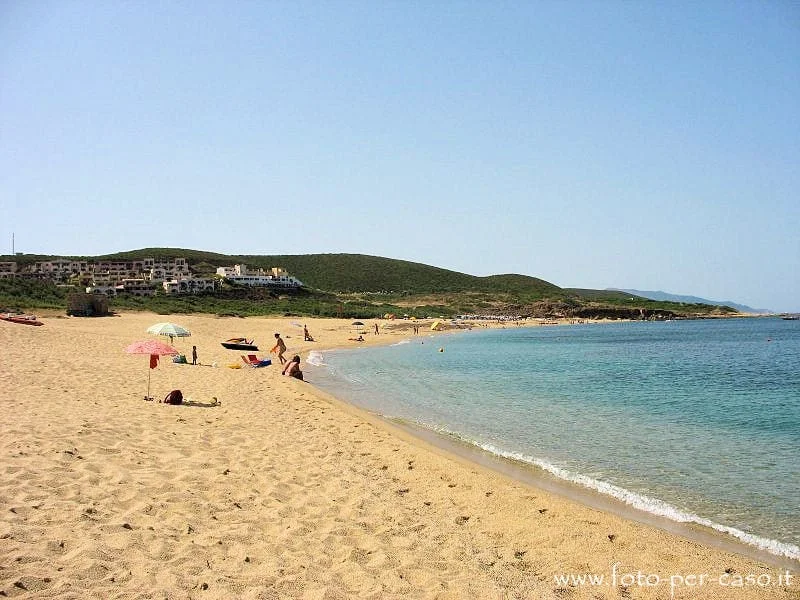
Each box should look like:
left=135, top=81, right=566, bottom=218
left=220, top=337, right=259, bottom=351
left=0, top=313, right=44, bottom=326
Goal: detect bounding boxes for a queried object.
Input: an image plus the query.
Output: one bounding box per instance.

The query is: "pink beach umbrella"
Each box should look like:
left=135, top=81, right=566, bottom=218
left=124, top=339, right=178, bottom=400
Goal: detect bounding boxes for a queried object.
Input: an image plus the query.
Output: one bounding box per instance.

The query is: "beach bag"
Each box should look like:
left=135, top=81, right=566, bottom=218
left=163, top=389, right=183, bottom=405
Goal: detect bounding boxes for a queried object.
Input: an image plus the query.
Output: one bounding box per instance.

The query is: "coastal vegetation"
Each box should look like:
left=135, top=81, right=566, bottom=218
left=0, top=249, right=739, bottom=319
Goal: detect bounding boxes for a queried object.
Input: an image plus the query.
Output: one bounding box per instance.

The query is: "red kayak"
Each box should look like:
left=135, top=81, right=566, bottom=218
left=0, top=314, right=44, bottom=326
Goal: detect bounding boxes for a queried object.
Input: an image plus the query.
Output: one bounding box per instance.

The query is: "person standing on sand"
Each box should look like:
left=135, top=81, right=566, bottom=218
left=271, top=333, right=287, bottom=365
left=192, top=345, right=198, bottom=365
left=374, top=323, right=379, bottom=335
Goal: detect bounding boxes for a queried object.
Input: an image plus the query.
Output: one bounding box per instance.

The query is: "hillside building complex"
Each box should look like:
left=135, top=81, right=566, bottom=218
left=0, top=257, right=303, bottom=296
left=215, top=264, right=303, bottom=289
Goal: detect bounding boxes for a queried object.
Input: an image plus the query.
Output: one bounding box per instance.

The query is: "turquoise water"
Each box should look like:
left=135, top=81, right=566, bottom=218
left=306, top=318, right=800, bottom=559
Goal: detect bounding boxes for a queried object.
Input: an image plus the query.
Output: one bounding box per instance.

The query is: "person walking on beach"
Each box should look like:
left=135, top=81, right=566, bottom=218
left=374, top=323, right=379, bottom=335
left=272, top=333, right=287, bottom=365
left=192, top=345, right=198, bottom=365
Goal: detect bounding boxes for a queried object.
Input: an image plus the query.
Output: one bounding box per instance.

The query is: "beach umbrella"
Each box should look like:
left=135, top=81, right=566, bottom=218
left=125, top=339, right=178, bottom=400
left=147, top=322, right=191, bottom=344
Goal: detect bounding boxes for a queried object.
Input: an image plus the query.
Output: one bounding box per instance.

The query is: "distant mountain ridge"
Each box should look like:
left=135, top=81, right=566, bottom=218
left=609, top=289, right=770, bottom=314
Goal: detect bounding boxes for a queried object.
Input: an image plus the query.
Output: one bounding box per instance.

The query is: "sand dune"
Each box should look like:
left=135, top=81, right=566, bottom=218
left=1, top=312, right=795, bottom=598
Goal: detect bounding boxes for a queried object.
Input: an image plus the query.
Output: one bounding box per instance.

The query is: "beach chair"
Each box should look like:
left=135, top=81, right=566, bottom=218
left=242, top=354, right=271, bottom=368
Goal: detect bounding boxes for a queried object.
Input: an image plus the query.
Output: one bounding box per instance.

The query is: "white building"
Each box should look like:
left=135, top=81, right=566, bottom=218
left=86, top=285, right=117, bottom=296
left=216, top=264, right=303, bottom=288
left=163, top=277, right=217, bottom=295
left=36, top=260, right=88, bottom=278
left=117, top=279, right=156, bottom=296
left=92, top=261, right=138, bottom=280
left=0, top=262, right=17, bottom=278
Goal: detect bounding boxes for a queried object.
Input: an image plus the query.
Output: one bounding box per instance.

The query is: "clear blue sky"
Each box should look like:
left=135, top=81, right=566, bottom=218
left=2, top=1, right=798, bottom=311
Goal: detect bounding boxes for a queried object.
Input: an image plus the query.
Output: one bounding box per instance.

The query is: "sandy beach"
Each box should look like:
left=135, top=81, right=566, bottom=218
left=1, top=312, right=796, bottom=599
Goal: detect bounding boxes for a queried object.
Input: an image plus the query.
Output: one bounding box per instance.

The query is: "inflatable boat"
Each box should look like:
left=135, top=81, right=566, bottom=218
left=220, top=338, right=259, bottom=351
left=0, top=313, right=44, bottom=326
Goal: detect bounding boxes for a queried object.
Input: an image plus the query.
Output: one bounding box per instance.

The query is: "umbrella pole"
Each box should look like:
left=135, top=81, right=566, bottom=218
left=147, top=368, right=151, bottom=400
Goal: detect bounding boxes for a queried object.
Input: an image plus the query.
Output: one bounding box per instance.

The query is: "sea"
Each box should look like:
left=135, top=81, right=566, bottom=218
left=305, top=317, right=800, bottom=561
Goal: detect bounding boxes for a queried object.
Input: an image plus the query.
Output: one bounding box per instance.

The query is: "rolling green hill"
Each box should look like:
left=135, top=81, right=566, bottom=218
left=95, top=249, right=563, bottom=297
left=0, top=248, right=738, bottom=318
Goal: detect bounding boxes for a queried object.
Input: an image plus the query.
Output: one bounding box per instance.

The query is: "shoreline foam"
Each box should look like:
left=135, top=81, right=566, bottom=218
left=304, top=325, right=800, bottom=568
left=388, top=416, right=800, bottom=571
